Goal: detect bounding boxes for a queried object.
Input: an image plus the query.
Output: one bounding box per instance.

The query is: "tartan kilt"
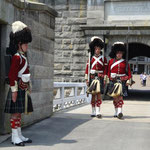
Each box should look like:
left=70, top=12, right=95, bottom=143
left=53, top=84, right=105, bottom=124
left=5, top=87, right=26, bottom=114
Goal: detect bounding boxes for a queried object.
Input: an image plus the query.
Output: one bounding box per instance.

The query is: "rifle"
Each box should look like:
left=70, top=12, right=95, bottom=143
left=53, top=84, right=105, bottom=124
left=88, top=49, right=91, bottom=86
left=126, top=25, right=130, bottom=74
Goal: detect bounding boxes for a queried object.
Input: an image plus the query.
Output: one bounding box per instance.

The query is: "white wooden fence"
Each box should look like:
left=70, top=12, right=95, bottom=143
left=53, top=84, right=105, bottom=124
left=53, top=82, right=87, bottom=111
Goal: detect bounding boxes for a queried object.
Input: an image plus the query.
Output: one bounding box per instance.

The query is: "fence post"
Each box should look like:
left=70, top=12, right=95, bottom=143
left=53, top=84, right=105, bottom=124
left=61, top=86, right=65, bottom=109
left=75, top=86, right=78, bottom=105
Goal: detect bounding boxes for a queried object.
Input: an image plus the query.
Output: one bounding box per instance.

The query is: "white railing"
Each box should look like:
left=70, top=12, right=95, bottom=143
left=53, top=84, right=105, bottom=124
left=53, top=82, right=87, bottom=112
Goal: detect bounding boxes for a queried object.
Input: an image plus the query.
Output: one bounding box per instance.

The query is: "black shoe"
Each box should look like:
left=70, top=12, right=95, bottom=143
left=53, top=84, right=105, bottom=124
left=114, top=115, right=117, bottom=118
left=12, top=142, right=25, bottom=146
left=117, top=113, right=123, bottom=119
left=24, top=139, right=32, bottom=143
left=91, top=115, right=96, bottom=117
left=96, top=114, right=102, bottom=119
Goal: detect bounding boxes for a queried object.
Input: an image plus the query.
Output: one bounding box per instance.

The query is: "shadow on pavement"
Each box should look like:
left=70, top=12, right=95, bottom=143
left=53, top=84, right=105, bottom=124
left=0, top=113, right=92, bottom=147
left=124, top=115, right=150, bottom=120
left=126, top=89, right=150, bottom=101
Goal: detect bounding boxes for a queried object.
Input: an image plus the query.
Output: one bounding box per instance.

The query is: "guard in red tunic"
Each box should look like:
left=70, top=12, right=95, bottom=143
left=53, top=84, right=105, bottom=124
left=4, top=21, right=33, bottom=146
left=107, top=42, right=132, bottom=119
left=85, top=36, right=108, bottom=118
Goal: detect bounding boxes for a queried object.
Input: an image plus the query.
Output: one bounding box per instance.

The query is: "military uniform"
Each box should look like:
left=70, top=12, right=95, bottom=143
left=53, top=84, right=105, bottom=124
left=4, top=21, right=33, bottom=146
left=108, top=42, right=132, bottom=119
left=85, top=36, right=108, bottom=118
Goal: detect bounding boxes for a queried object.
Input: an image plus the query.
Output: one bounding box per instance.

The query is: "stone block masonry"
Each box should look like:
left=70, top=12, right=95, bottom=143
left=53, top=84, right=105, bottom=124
left=54, top=0, right=88, bottom=82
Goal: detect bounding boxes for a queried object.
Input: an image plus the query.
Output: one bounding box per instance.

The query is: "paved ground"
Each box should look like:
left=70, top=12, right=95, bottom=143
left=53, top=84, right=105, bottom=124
left=0, top=75, right=150, bottom=150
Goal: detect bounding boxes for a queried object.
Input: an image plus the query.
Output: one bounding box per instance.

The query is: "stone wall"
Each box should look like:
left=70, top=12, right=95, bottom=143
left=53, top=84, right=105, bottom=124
left=44, top=0, right=105, bottom=82
left=39, top=0, right=107, bottom=82
left=87, top=0, right=104, bottom=25
left=53, top=0, right=88, bottom=82
left=0, top=0, right=15, bottom=135
left=0, top=0, right=57, bottom=134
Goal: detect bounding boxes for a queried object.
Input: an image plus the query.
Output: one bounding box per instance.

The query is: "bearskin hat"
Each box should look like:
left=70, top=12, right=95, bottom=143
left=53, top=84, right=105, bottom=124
left=8, top=21, right=32, bottom=56
left=109, top=42, right=126, bottom=58
left=89, top=36, right=104, bottom=56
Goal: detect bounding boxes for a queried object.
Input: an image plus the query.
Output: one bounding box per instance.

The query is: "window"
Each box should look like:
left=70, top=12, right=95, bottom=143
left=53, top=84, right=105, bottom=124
left=138, top=56, right=145, bottom=61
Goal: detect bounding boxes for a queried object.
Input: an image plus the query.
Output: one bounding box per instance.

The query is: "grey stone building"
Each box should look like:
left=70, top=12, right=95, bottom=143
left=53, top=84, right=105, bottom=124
left=43, top=0, right=150, bottom=81
left=0, top=0, right=57, bottom=134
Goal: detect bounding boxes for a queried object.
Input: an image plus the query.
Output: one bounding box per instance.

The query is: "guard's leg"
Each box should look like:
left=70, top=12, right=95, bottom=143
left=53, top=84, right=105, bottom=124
left=95, top=94, right=102, bottom=118
left=91, top=95, right=96, bottom=117
left=113, top=96, right=124, bottom=119
left=17, top=114, right=32, bottom=143
left=11, top=113, right=25, bottom=146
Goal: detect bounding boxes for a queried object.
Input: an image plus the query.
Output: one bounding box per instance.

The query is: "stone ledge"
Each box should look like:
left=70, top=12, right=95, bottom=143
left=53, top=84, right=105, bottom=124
left=104, top=0, right=149, bottom=2
left=7, top=0, right=58, bottom=17
left=80, top=25, right=150, bottom=30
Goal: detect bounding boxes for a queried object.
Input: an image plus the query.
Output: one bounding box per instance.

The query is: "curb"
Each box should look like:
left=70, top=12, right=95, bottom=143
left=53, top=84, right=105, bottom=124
left=0, top=134, right=11, bottom=144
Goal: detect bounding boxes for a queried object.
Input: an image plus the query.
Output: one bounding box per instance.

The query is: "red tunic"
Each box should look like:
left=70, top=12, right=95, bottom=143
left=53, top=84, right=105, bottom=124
left=107, top=58, right=131, bottom=80
left=8, top=53, right=30, bottom=87
left=85, top=55, right=107, bottom=77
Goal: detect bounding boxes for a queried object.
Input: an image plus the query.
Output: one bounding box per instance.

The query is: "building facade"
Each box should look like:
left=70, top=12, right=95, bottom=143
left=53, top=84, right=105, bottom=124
left=44, top=0, right=150, bottom=81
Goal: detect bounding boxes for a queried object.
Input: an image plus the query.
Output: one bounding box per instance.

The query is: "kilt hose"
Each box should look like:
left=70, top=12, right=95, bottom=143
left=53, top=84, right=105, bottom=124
left=91, top=99, right=102, bottom=107
left=113, top=96, right=124, bottom=108
left=4, top=87, right=26, bottom=114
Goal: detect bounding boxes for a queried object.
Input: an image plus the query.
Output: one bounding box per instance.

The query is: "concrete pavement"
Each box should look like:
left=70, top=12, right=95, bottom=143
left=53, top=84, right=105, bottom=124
left=1, top=75, right=150, bottom=150
left=1, top=98, right=150, bottom=150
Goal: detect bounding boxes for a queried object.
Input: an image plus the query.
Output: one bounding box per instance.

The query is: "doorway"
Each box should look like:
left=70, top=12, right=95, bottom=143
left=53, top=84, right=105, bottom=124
left=138, top=64, right=144, bottom=74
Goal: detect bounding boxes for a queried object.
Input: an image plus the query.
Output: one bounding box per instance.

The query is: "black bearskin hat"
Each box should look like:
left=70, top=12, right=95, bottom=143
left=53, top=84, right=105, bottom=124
left=109, top=42, right=126, bottom=58
left=8, top=21, right=32, bottom=56
left=89, top=36, right=104, bottom=56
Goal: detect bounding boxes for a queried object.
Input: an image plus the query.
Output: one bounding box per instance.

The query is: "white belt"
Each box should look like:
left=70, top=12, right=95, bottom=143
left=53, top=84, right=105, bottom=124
left=90, top=70, right=103, bottom=74
left=111, top=73, right=126, bottom=78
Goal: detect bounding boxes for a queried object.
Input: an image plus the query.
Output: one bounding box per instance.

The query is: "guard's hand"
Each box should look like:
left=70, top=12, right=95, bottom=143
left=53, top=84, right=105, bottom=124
left=29, top=89, right=31, bottom=94
left=126, top=83, right=129, bottom=86
left=86, top=80, right=89, bottom=86
left=28, top=87, right=32, bottom=94
left=12, top=92, right=18, bottom=103
left=104, top=81, right=106, bottom=87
